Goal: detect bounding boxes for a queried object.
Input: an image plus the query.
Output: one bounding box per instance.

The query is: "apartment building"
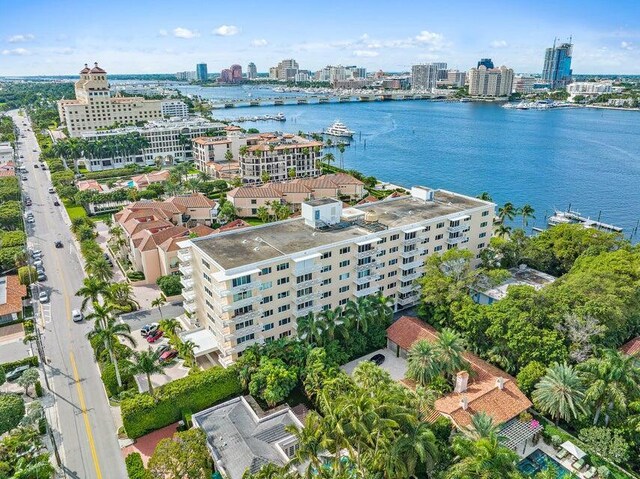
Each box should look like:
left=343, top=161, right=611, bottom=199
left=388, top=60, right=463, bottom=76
left=80, top=118, right=225, bottom=171
left=177, top=186, right=494, bottom=366
left=411, top=64, right=440, bottom=91
left=0, top=142, right=14, bottom=163
left=566, top=81, right=613, bottom=96
left=513, top=76, right=537, bottom=94
left=193, top=131, right=322, bottom=183
left=467, top=65, right=514, bottom=97
left=58, top=63, right=163, bottom=137
left=161, top=100, right=189, bottom=118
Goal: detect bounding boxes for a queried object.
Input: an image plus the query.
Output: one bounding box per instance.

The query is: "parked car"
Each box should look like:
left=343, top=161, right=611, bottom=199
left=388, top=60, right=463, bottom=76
left=54, top=241, right=63, bottom=248
left=37, top=272, right=46, bottom=282
left=146, top=330, right=164, bottom=343
left=48, top=187, right=55, bottom=194
left=30, top=249, right=42, bottom=258
left=34, top=164, right=39, bottom=168
left=6, top=365, right=29, bottom=381
left=25, top=199, right=32, bottom=206
left=156, top=344, right=171, bottom=355
left=71, top=309, right=83, bottom=322
left=22, top=176, right=27, bottom=181
left=53, top=200, right=59, bottom=206
left=32, top=259, right=43, bottom=268
left=369, top=353, right=386, bottom=366
left=26, top=217, right=35, bottom=224
left=159, top=350, right=178, bottom=362
left=38, top=290, right=49, bottom=303
left=140, top=323, right=159, bottom=337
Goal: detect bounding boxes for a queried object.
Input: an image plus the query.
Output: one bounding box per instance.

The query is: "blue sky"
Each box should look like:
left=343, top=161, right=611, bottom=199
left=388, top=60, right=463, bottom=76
left=1, top=0, right=639, bottom=76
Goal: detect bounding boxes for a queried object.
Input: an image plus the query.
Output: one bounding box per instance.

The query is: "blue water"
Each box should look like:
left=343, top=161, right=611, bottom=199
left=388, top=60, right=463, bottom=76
left=518, top=449, right=574, bottom=478
left=179, top=85, right=640, bottom=237
left=126, top=180, right=134, bottom=188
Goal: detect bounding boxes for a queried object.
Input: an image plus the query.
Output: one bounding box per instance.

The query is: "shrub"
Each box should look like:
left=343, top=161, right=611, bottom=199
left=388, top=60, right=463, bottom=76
left=156, top=275, right=182, bottom=296
left=516, top=361, right=546, bottom=395
left=127, top=271, right=145, bottom=281
left=0, top=356, right=38, bottom=373
left=125, top=452, right=151, bottom=479
left=34, top=380, right=43, bottom=398
left=18, top=266, right=37, bottom=287
left=0, top=230, right=26, bottom=248
left=101, top=361, right=136, bottom=398
left=121, top=366, right=241, bottom=438
left=0, top=394, right=25, bottom=435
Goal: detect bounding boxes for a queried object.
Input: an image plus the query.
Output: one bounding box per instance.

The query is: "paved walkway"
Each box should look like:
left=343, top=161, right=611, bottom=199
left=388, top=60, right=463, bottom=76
left=121, top=422, right=179, bottom=466
left=0, top=338, right=33, bottom=364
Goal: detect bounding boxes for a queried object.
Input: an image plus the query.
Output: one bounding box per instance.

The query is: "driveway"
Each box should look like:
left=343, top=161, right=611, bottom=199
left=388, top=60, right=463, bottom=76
left=133, top=361, right=189, bottom=394
left=341, top=348, right=408, bottom=382
left=120, top=303, right=185, bottom=330
left=0, top=338, right=34, bottom=364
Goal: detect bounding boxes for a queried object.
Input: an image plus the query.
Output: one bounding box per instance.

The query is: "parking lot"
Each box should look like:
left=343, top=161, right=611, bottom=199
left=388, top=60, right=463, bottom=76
left=341, top=348, right=408, bottom=382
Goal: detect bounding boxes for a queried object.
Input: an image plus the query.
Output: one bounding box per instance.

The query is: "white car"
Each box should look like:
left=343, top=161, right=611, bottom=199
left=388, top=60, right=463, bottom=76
left=38, top=291, right=49, bottom=303
left=48, top=187, right=55, bottom=194
left=32, top=259, right=43, bottom=267
left=71, top=309, right=83, bottom=322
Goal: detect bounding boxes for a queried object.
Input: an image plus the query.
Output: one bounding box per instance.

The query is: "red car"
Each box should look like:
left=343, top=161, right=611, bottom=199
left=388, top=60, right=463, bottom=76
left=159, top=350, right=178, bottom=362
left=146, top=330, right=164, bottom=343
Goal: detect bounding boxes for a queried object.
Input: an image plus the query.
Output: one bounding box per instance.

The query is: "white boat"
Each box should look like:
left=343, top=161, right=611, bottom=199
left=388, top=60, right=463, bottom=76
left=324, top=120, right=355, bottom=138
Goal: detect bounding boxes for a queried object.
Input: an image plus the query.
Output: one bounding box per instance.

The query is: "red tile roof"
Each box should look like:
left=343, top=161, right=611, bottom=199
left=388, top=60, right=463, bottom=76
left=388, top=316, right=532, bottom=428
left=167, top=193, right=215, bottom=209
left=621, top=337, right=640, bottom=356
left=0, top=275, right=27, bottom=317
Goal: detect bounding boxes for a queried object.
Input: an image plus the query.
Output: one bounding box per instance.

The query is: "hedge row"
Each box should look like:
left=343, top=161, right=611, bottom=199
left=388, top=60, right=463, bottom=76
left=121, top=366, right=241, bottom=439
left=125, top=452, right=151, bottom=479
left=0, top=356, right=39, bottom=373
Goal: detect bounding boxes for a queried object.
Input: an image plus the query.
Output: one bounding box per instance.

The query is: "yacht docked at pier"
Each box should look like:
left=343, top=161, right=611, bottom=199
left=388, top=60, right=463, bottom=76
left=324, top=120, right=355, bottom=138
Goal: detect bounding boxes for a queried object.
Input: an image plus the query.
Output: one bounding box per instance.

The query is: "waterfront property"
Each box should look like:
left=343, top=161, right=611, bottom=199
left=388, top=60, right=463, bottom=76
left=176, top=186, right=494, bottom=367
left=467, top=65, right=514, bottom=97
left=192, top=396, right=305, bottom=479
left=226, top=173, right=365, bottom=217
left=58, top=63, right=164, bottom=137
left=472, top=265, right=556, bottom=304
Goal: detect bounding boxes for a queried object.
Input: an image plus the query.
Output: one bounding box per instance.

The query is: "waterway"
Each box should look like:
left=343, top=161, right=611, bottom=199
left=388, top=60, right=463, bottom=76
left=177, top=85, right=640, bottom=237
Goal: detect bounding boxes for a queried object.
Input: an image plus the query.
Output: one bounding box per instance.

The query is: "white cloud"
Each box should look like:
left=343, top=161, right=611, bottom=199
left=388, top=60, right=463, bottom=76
left=158, top=29, right=168, bottom=37
left=214, top=25, right=240, bottom=36
left=2, top=48, right=31, bottom=56
left=621, top=41, right=633, bottom=50
left=250, top=39, right=268, bottom=47
left=8, top=34, right=34, bottom=43
left=172, top=27, right=199, bottom=39
left=490, top=40, right=508, bottom=48
left=352, top=50, right=379, bottom=58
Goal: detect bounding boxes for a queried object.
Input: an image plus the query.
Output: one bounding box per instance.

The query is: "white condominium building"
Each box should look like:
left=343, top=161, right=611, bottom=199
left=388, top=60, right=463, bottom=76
left=467, top=65, right=514, bottom=97
left=177, top=187, right=494, bottom=366
left=58, top=63, right=163, bottom=137
left=161, top=100, right=189, bottom=118
left=566, top=81, right=613, bottom=96
left=411, top=64, right=440, bottom=91
left=80, top=118, right=225, bottom=171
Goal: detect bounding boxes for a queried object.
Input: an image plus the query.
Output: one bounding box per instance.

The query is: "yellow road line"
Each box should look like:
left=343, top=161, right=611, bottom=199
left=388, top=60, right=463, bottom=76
left=70, top=352, right=103, bottom=479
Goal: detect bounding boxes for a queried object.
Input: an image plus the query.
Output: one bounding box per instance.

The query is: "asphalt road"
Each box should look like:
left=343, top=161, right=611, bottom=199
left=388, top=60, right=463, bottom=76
left=10, top=110, right=126, bottom=479
left=120, top=303, right=185, bottom=331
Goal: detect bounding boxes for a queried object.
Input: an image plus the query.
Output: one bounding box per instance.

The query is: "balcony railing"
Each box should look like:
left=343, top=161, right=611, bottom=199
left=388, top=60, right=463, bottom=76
left=398, top=294, right=420, bottom=306
left=403, top=236, right=421, bottom=246
left=212, top=280, right=262, bottom=297
left=222, top=294, right=262, bottom=312
left=355, top=249, right=376, bottom=260
left=399, top=259, right=423, bottom=270
left=294, top=277, right=323, bottom=289
left=181, top=276, right=194, bottom=290
left=355, top=261, right=375, bottom=272
left=398, top=283, right=419, bottom=294
left=292, top=264, right=323, bottom=275
left=448, top=224, right=470, bottom=234
left=446, top=235, right=469, bottom=246
left=401, top=271, right=422, bottom=282
left=231, top=308, right=263, bottom=322
left=296, top=303, right=322, bottom=317
left=177, top=249, right=191, bottom=262
left=294, top=292, right=321, bottom=305
left=353, top=286, right=381, bottom=298
left=179, top=263, right=192, bottom=276
left=353, top=273, right=376, bottom=285
left=401, top=248, right=418, bottom=258
left=182, top=290, right=196, bottom=303
left=184, top=301, right=197, bottom=314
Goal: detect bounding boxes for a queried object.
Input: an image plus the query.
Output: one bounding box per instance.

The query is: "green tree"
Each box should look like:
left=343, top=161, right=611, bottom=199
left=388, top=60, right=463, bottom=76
left=532, top=362, right=585, bottom=424
left=151, top=295, right=166, bottom=318
left=86, top=256, right=114, bottom=282
left=16, top=368, right=39, bottom=396
left=256, top=205, right=270, bottom=223
left=0, top=201, right=22, bottom=231
left=127, top=348, right=166, bottom=396
left=520, top=204, right=535, bottom=227
left=296, top=312, right=326, bottom=345
left=463, top=412, right=503, bottom=441
left=218, top=201, right=237, bottom=223
left=177, top=339, right=197, bottom=368
left=0, top=394, right=25, bottom=435
left=260, top=170, right=271, bottom=184
left=516, top=361, right=547, bottom=396
left=87, top=316, right=136, bottom=389
left=497, top=202, right=517, bottom=222
left=156, top=275, right=183, bottom=296
left=477, top=192, right=493, bottom=201
left=434, top=328, right=469, bottom=381
left=578, top=426, right=629, bottom=464
left=406, top=339, right=441, bottom=387
left=108, top=282, right=139, bottom=311
left=159, top=317, right=182, bottom=337
left=344, top=296, right=374, bottom=333
left=148, top=428, right=210, bottom=479
left=386, top=421, right=439, bottom=479
left=447, top=434, right=521, bottom=479
left=248, top=357, right=297, bottom=407
left=17, top=266, right=37, bottom=287
left=288, top=167, right=296, bottom=179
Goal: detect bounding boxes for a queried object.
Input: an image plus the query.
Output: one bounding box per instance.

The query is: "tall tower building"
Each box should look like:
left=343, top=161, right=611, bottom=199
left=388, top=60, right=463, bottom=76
left=477, top=58, right=494, bottom=69
left=196, top=63, right=208, bottom=82
left=542, top=39, right=573, bottom=89
left=467, top=65, right=514, bottom=97
left=247, top=62, right=257, bottom=79
left=411, top=64, right=439, bottom=91
left=231, top=64, right=243, bottom=83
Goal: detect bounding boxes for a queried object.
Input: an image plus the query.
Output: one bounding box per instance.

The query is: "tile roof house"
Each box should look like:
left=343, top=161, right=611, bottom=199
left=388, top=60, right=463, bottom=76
left=0, top=161, right=16, bottom=177
left=0, top=275, right=27, bottom=324
left=76, top=179, right=104, bottom=192
left=227, top=174, right=365, bottom=217
left=387, top=316, right=532, bottom=428
left=620, top=337, right=640, bottom=357
left=131, top=170, right=171, bottom=190
left=193, top=396, right=304, bottom=479
left=114, top=194, right=218, bottom=283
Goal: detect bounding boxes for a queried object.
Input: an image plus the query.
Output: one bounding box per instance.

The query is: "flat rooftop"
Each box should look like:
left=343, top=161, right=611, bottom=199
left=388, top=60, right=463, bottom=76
left=482, top=266, right=556, bottom=301
left=194, top=190, right=487, bottom=271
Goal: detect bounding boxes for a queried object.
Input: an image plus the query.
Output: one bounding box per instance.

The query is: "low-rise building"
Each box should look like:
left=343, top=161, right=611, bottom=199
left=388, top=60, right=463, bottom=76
left=130, top=170, right=171, bottom=190
left=193, top=396, right=304, bottom=479
left=161, top=100, right=189, bottom=118
left=472, top=265, right=556, bottom=305
left=227, top=173, right=365, bottom=217
left=0, top=142, right=14, bottom=163
left=177, top=186, right=494, bottom=366
left=0, top=275, right=27, bottom=324
left=0, top=161, right=16, bottom=177
left=76, top=179, right=105, bottom=192
left=566, top=81, right=613, bottom=96
left=80, top=118, right=225, bottom=171
left=513, top=76, right=537, bottom=94
left=387, top=316, right=532, bottom=429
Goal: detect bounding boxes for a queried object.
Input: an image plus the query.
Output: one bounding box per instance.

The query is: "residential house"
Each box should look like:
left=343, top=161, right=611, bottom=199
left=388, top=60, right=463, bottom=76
left=621, top=337, right=640, bottom=357
left=473, top=265, right=556, bottom=305
left=0, top=161, right=16, bottom=178
left=131, top=170, right=171, bottom=190
left=0, top=275, right=27, bottom=324
left=76, top=179, right=105, bottom=192
left=387, top=316, right=532, bottom=428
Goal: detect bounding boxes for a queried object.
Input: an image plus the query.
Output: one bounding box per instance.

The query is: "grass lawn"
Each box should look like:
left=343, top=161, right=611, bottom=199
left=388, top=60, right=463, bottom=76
left=188, top=167, right=199, bottom=175
left=62, top=199, right=87, bottom=220
left=244, top=217, right=268, bottom=226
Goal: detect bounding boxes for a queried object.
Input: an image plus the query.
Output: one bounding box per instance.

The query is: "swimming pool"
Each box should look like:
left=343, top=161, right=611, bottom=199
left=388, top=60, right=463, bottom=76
left=518, top=449, right=574, bottom=478
left=126, top=180, right=135, bottom=188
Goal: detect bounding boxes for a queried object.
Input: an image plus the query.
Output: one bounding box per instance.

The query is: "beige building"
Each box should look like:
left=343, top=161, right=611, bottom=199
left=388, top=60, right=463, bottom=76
left=193, top=131, right=322, bottom=183
left=177, top=186, right=495, bottom=366
left=227, top=173, right=365, bottom=217
left=468, top=65, right=514, bottom=97
left=58, top=63, right=163, bottom=137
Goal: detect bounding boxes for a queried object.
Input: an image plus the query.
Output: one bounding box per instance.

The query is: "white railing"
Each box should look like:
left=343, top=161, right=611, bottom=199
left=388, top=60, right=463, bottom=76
left=182, top=290, right=196, bottom=303
left=294, top=292, right=321, bottom=305
left=181, top=276, right=194, bottom=290
left=221, top=294, right=262, bottom=312
left=398, top=294, right=420, bottom=306
left=184, top=301, right=197, bottom=314
left=179, top=263, right=193, bottom=276
left=177, top=249, right=191, bottom=262
left=446, top=235, right=469, bottom=245
left=399, top=259, right=423, bottom=270
left=448, top=224, right=470, bottom=234
left=398, top=283, right=419, bottom=294
left=353, top=273, right=375, bottom=285
left=353, top=286, right=380, bottom=298
left=231, top=308, right=263, bottom=322
left=401, top=249, right=418, bottom=258
left=355, top=261, right=375, bottom=272
left=294, top=277, right=323, bottom=289
left=355, top=249, right=376, bottom=260
left=295, top=303, right=322, bottom=316
left=401, top=271, right=422, bottom=282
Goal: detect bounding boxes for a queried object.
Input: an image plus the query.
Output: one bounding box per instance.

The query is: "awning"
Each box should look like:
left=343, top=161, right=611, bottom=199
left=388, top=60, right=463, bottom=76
left=356, top=237, right=382, bottom=246
left=179, top=329, right=219, bottom=356
left=293, top=253, right=321, bottom=262
left=213, top=268, right=261, bottom=282
left=449, top=214, right=470, bottom=222
left=560, top=441, right=586, bottom=459
left=402, top=226, right=424, bottom=234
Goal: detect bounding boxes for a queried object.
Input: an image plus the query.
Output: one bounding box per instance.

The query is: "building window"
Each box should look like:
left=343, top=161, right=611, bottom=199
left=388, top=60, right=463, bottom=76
left=387, top=270, right=397, bottom=277
left=322, top=291, right=332, bottom=299
left=339, top=298, right=348, bottom=306
left=277, top=277, right=290, bottom=285
left=339, top=246, right=350, bottom=255
left=297, top=300, right=314, bottom=311
left=202, top=260, right=210, bottom=269
left=261, top=295, right=273, bottom=304
left=321, top=251, right=332, bottom=259
left=478, top=242, right=485, bottom=249
left=390, top=246, right=398, bottom=253
left=321, top=278, right=332, bottom=286
left=405, top=231, right=417, bottom=240
left=436, top=222, right=445, bottom=228
left=296, top=273, right=312, bottom=283
left=435, top=234, right=443, bottom=240
left=278, top=291, right=290, bottom=299
left=263, top=309, right=273, bottom=317
left=356, top=282, right=370, bottom=291
left=479, top=232, right=487, bottom=238
left=263, top=323, right=274, bottom=331
left=321, top=265, right=332, bottom=273
left=237, top=333, right=255, bottom=344
left=276, top=262, right=289, bottom=271
left=203, top=273, right=211, bottom=282
left=278, top=304, right=290, bottom=313
left=339, top=272, right=350, bottom=281
left=232, top=275, right=251, bottom=288
left=434, top=245, right=443, bottom=252
left=339, top=285, right=349, bottom=293
left=233, top=305, right=253, bottom=317
left=339, top=260, right=350, bottom=268
left=278, top=317, right=291, bottom=326
left=480, top=221, right=488, bottom=228
left=236, top=319, right=254, bottom=330
left=482, top=210, right=489, bottom=217
left=388, top=259, right=398, bottom=266
left=261, top=267, right=272, bottom=275
left=233, top=290, right=252, bottom=302
left=204, top=287, right=213, bottom=297
left=425, top=225, right=431, bottom=231
left=260, top=281, right=272, bottom=290
left=279, top=330, right=292, bottom=339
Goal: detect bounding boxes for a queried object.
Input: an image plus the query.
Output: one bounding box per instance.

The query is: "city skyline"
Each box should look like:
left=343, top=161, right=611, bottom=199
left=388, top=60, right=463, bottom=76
left=1, top=0, right=639, bottom=76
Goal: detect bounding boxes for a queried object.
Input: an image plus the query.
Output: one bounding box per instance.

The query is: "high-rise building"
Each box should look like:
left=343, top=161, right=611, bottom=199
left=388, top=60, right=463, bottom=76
left=411, top=64, right=439, bottom=91
left=177, top=187, right=494, bottom=366
left=477, top=58, right=494, bottom=69
left=467, top=65, right=514, bottom=97
left=220, top=69, right=233, bottom=83
left=446, top=70, right=467, bottom=87
left=432, top=62, right=448, bottom=80
left=231, top=64, right=243, bottom=83
left=271, top=59, right=299, bottom=81
left=513, top=76, right=537, bottom=94
left=196, top=63, right=208, bottom=82
left=542, top=39, right=573, bottom=89
left=176, top=71, right=196, bottom=81
left=247, top=62, right=257, bottom=79
left=57, top=63, right=163, bottom=137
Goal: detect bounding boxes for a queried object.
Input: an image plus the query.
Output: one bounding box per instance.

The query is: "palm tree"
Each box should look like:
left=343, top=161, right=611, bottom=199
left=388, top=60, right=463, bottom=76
left=260, top=170, right=271, bottom=184
left=579, top=348, right=640, bottom=426
left=127, top=348, right=166, bottom=396
left=108, top=282, right=138, bottom=311
left=532, top=362, right=585, bottom=424
left=159, top=317, right=182, bottom=337
left=435, top=328, right=470, bottom=380
left=288, top=167, right=296, bottom=179
left=86, top=256, right=114, bottom=283
left=296, top=312, right=326, bottom=345
left=256, top=205, right=270, bottom=223
left=407, top=339, right=441, bottom=387
left=447, top=434, right=521, bottom=479
left=344, top=297, right=373, bottom=333
left=177, top=339, right=197, bottom=368
left=151, top=295, right=166, bottom=318
left=323, top=152, right=335, bottom=168
left=520, top=204, right=536, bottom=228
left=197, top=170, right=211, bottom=182
left=76, top=277, right=111, bottom=311
left=285, top=411, right=326, bottom=474
left=337, top=143, right=346, bottom=169
left=462, top=412, right=503, bottom=441
left=477, top=192, right=493, bottom=201
left=185, top=177, right=201, bottom=193
left=497, top=202, right=517, bottom=223
left=317, top=306, right=346, bottom=342
left=495, top=224, right=512, bottom=238
left=87, top=317, right=136, bottom=388
left=386, top=422, right=439, bottom=479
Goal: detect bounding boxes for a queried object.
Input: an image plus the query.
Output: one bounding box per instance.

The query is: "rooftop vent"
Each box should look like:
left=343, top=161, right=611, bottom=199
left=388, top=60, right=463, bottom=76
left=411, top=186, right=435, bottom=202
left=364, top=210, right=379, bottom=223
